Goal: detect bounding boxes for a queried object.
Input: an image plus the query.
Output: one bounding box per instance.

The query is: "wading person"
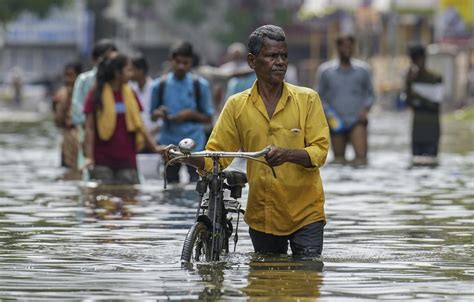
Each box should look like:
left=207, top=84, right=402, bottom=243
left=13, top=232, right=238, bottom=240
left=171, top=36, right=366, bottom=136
left=52, top=61, right=82, bottom=170
left=150, top=41, right=214, bottom=184
left=316, top=35, right=375, bottom=166
left=130, top=54, right=159, bottom=139
left=83, top=53, right=164, bottom=184
left=404, top=44, right=443, bottom=166
left=71, top=39, right=118, bottom=170
left=171, top=25, right=329, bottom=258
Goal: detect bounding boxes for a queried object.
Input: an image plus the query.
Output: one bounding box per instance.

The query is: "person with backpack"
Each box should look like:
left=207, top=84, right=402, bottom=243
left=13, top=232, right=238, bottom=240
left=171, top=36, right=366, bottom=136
left=150, top=41, right=214, bottom=184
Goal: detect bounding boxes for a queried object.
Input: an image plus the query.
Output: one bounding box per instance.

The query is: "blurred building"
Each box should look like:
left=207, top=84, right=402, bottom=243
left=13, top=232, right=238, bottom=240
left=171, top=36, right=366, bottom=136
left=0, top=0, right=93, bottom=84
left=0, top=0, right=472, bottom=108
left=297, top=0, right=474, bottom=108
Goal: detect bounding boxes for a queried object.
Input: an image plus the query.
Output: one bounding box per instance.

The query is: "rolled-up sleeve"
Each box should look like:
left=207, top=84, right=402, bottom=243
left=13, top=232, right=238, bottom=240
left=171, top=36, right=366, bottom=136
left=303, top=92, right=330, bottom=169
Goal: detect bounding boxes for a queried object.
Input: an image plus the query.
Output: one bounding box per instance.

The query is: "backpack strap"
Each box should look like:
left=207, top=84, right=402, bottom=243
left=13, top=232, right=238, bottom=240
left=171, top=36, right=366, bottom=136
left=156, top=74, right=167, bottom=109
left=192, top=73, right=202, bottom=113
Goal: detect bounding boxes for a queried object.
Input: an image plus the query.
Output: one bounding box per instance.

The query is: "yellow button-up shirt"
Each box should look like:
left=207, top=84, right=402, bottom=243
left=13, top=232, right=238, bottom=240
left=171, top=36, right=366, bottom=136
left=204, top=81, right=329, bottom=235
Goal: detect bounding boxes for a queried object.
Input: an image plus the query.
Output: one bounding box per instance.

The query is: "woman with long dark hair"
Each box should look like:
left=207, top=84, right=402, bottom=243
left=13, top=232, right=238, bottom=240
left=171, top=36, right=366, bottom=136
left=83, top=53, right=164, bottom=184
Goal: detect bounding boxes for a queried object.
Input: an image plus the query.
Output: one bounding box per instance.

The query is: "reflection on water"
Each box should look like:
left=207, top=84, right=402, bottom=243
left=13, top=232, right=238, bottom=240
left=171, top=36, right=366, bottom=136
left=0, top=111, right=473, bottom=300
left=242, top=256, right=323, bottom=299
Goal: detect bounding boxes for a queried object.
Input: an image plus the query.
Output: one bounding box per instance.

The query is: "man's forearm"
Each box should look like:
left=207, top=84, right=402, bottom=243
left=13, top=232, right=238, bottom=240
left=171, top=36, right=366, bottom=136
left=287, top=149, right=313, bottom=168
left=190, top=111, right=212, bottom=124
left=142, top=128, right=157, bottom=150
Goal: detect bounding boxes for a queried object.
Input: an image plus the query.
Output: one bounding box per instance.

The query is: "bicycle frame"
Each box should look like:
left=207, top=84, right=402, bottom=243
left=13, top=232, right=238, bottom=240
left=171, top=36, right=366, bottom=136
left=165, top=139, right=276, bottom=262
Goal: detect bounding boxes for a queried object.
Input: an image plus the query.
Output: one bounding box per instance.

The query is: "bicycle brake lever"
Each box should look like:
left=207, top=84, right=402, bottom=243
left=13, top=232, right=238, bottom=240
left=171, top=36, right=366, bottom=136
left=164, top=155, right=188, bottom=189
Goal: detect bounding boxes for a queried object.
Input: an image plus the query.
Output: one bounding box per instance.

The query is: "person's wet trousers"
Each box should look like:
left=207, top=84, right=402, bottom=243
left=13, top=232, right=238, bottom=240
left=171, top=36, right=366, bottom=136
left=249, top=220, right=324, bottom=257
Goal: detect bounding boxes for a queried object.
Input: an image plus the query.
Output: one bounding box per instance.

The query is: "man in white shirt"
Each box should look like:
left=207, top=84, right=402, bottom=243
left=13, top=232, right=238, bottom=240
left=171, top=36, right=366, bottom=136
left=130, top=55, right=160, bottom=139
left=130, top=55, right=162, bottom=179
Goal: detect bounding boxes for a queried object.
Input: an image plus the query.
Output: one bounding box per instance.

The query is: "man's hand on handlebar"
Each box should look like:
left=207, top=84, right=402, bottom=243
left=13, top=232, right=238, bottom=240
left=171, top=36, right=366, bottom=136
left=162, top=144, right=179, bottom=161
left=264, top=145, right=290, bottom=167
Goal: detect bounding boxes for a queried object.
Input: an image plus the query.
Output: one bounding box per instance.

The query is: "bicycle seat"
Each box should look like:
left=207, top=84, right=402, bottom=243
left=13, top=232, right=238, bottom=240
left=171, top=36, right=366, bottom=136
left=223, top=170, right=247, bottom=187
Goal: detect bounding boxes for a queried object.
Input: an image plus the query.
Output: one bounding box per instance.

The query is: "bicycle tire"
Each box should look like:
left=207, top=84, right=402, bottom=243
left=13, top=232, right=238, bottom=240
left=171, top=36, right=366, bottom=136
left=181, top=222, right=211, bottom=263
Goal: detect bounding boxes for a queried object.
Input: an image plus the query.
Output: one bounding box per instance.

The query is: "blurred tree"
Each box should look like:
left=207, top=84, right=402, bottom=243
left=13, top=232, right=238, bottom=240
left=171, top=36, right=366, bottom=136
left=173, top=0, right=216, bottom=25
left=0, top=0, right=70, bottom=24
left=212, top=0, right=304, bottom=45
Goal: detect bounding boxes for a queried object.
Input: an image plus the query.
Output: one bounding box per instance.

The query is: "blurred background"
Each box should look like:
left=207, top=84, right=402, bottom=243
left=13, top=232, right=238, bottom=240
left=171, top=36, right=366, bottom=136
left=0, top=0, right=473, bottom=111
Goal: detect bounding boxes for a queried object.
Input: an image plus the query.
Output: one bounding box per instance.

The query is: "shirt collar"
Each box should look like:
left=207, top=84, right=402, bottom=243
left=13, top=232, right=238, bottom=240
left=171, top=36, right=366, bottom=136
left=170, top=71, right=191, bottom=81
left=336, top=58, right=355, bottom=70
left=248, top=80, right=292, bottom=105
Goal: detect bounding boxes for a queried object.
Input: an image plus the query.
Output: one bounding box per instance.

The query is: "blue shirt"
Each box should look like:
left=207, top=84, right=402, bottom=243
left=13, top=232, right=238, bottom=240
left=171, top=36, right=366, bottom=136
left=150, top=72, right=213, bottom=150
left=225, top=72, right=256, bottom=101
left=71, top=68, right=97, bottom=126
left=316, top=59, right=375, bottom=126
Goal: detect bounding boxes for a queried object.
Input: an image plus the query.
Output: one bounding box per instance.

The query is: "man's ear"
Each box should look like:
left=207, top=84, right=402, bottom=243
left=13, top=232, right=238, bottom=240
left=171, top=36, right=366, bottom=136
left=247, top=53, right=256, bottom=70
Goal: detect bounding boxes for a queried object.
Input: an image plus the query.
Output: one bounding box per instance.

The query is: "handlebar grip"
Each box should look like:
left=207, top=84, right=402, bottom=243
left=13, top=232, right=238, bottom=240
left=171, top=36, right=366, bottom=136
left=169, top=149, right=183, bottom=158
left=262, top=147, right=271, bottom=156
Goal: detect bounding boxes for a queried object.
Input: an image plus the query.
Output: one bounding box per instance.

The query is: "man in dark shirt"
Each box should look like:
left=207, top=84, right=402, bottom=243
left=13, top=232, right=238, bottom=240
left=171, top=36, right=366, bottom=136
left=405, top=44, right=443, bottom=166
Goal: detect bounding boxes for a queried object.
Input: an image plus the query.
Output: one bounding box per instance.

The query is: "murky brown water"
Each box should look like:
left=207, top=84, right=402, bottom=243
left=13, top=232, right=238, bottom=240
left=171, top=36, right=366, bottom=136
left=0, top=109, right=473, bottom=300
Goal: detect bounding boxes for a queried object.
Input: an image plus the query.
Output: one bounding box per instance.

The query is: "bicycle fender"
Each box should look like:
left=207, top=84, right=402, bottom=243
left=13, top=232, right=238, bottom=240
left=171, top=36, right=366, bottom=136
left=197, top=215, right=212, bottom=230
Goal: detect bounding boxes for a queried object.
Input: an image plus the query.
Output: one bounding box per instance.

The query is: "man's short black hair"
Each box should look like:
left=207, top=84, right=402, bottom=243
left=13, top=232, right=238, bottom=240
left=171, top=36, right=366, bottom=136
left=92, top=39, right=117, bottom=61
left=248, top=25, right=286, bottom=56
left=131, top=54, right=149, bottom=74
left=336, top=34, right=355, bottom=46
left=64, top=61, right=83, bottom=75
left=170, top=41, right=194, bottom=59
left=408, top=44, right=426, bottom=61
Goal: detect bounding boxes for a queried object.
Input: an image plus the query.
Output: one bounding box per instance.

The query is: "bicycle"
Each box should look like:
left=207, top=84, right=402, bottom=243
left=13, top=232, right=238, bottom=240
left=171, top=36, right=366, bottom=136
left=165, top=138, right=276, bottom=263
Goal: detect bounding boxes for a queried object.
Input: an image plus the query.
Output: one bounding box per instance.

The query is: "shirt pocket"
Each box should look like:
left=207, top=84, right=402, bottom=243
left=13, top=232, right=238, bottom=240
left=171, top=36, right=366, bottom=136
left=274, top=127, right=305, bottom=149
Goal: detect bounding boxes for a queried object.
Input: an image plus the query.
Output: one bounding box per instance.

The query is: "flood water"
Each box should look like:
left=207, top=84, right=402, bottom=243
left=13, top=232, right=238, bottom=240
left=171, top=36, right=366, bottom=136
left=0, top=109, right=473, bottom=301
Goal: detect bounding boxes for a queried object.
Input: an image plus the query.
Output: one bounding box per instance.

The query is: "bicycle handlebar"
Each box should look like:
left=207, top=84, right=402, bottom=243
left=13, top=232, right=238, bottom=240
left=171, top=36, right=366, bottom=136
left=164, top=145, right=276, bottom=189
left=168, top=148, right=270, bottom=159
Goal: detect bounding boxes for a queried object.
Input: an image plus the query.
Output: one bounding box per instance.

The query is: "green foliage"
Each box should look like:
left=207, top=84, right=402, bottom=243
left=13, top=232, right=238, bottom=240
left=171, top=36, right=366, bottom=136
left=0, top=0, right=70, bottom=24
left=173, top=0, right=216, bottom=25
left=213, top=8, right=258, bottom=46
left=274, top=8, right=292, bottom=25
left=213, top=1, right=298, bottom=46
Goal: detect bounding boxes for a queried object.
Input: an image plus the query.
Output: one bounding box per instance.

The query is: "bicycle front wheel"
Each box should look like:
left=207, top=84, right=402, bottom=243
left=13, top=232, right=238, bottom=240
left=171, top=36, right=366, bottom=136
left=181, top=222, right=211, bottom=263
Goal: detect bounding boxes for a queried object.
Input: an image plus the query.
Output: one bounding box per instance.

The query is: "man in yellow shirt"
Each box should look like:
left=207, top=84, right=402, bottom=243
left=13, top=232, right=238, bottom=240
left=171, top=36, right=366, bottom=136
left=175, top=25, right=329, bottom=257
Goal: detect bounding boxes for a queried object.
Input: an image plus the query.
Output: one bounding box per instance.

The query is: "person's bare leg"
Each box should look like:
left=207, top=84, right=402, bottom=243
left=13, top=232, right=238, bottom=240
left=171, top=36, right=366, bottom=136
left=331, top=134, right=347, bottom=164
left=350, top=124, right=368, bottom=166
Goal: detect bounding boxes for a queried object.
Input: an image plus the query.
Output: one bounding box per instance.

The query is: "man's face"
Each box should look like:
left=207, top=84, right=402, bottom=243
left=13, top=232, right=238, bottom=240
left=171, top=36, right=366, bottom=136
left=172, top=55, right=193, bottom=79
left=63, top=67, right=77, bottom=87
left=248, top=37, right=288, bottom=86
left=337, top=39, right=353, bottom=61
